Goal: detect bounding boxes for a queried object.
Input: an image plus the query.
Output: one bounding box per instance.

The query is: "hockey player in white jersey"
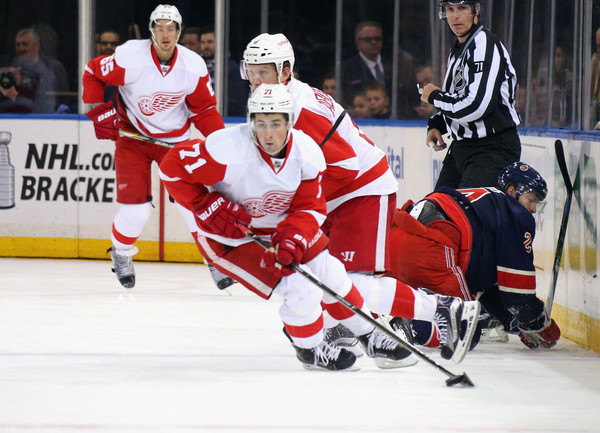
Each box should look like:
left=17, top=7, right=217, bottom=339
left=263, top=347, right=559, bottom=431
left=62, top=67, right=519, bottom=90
left=158, top=84, right=415, bottom=371
left=82, top=5, right=225, bottom=288
left=237, top=33, right=480, bottom=363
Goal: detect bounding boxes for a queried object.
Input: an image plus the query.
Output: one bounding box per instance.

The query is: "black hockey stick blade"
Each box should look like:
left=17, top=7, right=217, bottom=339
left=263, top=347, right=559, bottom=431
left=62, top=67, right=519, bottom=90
left=546, top=140, right=573, bottom=316
left=446, top=372, right=475, bottom=387
left=238, top=224, right=475, bottom=387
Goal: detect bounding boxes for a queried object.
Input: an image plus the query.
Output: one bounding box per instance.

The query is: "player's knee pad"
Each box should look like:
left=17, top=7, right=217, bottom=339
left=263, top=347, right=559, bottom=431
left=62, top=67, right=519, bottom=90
left=274, top=270, right=323, bottom=323
left=306, top=251, right=352, bottom=298
left=115, top=202, right=152, bottom=230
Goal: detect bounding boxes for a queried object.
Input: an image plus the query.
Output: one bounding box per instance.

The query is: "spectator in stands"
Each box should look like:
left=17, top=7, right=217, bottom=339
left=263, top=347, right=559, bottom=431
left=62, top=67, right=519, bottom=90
left=9, top=27, right=69, bottom=113
left=366, top=81, right=390, bottom=119
left=321, top=73, right=336, bottom=100
left=340, top=21, right=391, bottom=109
left=413, top=64, right=436, bottom=119
left=98, top=30, right=120, bottom=56
left=352, top=91, right=369, bottom=118
left=0, top=66, right=35, bottom=113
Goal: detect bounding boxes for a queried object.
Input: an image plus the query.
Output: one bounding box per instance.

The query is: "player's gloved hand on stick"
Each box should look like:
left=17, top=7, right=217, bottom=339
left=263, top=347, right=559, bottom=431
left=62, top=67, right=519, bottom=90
left=261, top=228, right=307, bottom=277
left=86, top=101, right=120, bottom=141
left=517, top=310, right=561, bottom=349
left=194, top=192, right=251, bottom=239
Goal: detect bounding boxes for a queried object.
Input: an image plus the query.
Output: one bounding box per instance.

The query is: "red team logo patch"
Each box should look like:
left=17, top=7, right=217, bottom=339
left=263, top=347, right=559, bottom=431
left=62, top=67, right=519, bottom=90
left=244, top=190, right=296, bottom=217
left=138, top=90, right=186, bottom=116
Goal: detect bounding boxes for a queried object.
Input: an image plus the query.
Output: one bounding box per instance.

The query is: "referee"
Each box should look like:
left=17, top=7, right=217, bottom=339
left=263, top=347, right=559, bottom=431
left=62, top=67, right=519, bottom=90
left=421, top=0, right=521, bottom=189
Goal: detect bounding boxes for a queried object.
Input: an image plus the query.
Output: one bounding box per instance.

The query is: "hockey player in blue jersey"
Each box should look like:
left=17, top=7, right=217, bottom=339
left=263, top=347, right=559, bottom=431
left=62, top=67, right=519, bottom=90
left=388, top=162, right=561, bottom=350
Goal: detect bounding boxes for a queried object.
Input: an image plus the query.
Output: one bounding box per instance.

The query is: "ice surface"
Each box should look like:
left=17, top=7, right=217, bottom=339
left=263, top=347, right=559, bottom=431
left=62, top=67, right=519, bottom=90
left=0, top=258, right=599, bottom=433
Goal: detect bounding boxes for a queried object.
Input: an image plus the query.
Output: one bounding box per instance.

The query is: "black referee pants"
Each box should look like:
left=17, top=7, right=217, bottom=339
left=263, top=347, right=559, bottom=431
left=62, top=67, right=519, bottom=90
left=434, top=127, right=521, bottom=189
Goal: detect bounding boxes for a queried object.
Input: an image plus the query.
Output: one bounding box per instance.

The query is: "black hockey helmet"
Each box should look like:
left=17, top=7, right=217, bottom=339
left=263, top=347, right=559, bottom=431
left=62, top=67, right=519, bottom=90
left=439, top=1, right=481, bottom=19
left=498, top=161, right=548, bottom=201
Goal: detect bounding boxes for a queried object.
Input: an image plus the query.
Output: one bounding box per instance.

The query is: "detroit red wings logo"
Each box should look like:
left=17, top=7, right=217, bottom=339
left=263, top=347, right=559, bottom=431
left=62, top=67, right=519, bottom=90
left=244, top=191, right=296, bottom=217
left=138, top=90, right=186, bottom=116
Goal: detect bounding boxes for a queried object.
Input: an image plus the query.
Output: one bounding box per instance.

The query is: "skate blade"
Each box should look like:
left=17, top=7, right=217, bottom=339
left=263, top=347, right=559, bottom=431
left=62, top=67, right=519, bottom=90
left=450, top=301, right=481, bottom=364
left=302, top=363, right=361, bottom=372
left=374, top=354, right=418, bottom=369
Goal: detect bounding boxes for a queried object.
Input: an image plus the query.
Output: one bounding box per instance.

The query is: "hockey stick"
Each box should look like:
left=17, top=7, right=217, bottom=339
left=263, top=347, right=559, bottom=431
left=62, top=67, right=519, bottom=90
left=118, top=129, right=175, bottom=148
left=239, top=224, right=475, bottom=387
left=546, top=140, right=573, bottom=316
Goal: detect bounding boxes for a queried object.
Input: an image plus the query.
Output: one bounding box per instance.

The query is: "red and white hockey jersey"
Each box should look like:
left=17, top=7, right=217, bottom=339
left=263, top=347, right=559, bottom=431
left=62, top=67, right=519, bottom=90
left=158, top=123, right=327, bottom=247
left=286, top=78, right=398, bottom=211
left=82, top=39, right=224, bottom=142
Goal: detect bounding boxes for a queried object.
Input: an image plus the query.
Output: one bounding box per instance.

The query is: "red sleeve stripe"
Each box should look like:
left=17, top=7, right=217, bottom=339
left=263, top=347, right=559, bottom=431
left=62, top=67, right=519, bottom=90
left=497, top=266, right=536, bottom=293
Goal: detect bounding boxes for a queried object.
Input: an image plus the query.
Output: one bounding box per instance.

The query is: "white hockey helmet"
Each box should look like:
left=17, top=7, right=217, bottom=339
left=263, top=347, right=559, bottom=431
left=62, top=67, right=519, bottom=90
left=149, top=4, right=183, bottom=31
left=240, top=33, right=295, bottom=81
left=247, top=83, right=295, bottom=123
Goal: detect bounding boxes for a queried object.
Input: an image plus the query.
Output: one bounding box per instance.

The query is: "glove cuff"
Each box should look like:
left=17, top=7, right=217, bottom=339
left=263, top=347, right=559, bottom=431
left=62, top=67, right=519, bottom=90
left=518, top=309, right=550, bottom=332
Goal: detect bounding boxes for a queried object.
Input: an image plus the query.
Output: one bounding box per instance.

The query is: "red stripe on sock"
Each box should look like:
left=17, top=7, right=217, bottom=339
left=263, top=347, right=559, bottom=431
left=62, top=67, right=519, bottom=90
left=112, top=224, right=138, bottom=245
left=323, top=285, right=364, bottom=320
left=390, top=281, right=416, bottom=318
left=424, top=323, right=441, bottom=348
left=285, top=314, right=324, bottom=339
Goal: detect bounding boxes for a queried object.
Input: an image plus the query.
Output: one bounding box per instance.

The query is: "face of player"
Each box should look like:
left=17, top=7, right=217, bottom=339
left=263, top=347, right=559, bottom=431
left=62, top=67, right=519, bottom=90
left=182, top=33, right=201, bottom=55
left=151, top=19, right=179, bottom=58
left=366, top=90, right=389, bottom=116
left=253, top=113, right=290, bottom=157
left=246, top=64, right=279, bottom=92
left=353, top=95, right=370, bottom=118
left=518, top=191, right=544, bottom=214
left=444, top=3, right=478, bottom=41
left=200, top=32, right=215, bottom=60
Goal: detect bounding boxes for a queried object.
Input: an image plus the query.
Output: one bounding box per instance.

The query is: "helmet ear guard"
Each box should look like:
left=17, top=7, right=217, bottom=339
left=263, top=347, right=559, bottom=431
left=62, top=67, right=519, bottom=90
left=498, top=162, right=548, bottom=202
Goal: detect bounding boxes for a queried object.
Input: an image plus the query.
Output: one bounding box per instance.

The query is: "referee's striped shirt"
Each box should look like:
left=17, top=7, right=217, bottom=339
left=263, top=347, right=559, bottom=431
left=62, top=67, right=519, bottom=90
left=427, top=24, right=520, bottom=141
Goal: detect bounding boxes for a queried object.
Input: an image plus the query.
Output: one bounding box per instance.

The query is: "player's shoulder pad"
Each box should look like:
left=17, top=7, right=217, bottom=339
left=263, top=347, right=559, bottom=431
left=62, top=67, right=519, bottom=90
left=175, top=45, right=209, bottom=76
left=289, top=128, right=326, bottom=171
left=505, top=192, right=536, bottom=230
left=204, top=124, right=250, bottom=165
left=114, top=39, right=152, bottom=68
left=290, top=79, right=335, bottom=119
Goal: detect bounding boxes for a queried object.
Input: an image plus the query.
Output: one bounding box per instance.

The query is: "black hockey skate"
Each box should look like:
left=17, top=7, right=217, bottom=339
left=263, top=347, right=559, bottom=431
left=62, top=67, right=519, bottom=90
left=357, top=326, right=417, bottom=369
left=324, top=324, right=358, bottom=347
left=283, top=327, right=359, bottom=371
left=108, top=246, right=138, bottom=289
left=434, top=295, right=480, bottom=363
left=323, top=323, right=363, bottom=357
left=208, top=264, right=236, bottom=291
left=478, top=310, right=509, bottom=343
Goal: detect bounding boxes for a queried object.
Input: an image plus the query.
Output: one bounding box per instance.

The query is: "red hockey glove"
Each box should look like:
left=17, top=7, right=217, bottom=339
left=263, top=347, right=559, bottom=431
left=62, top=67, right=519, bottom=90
left=86, top=101, right=120, bottom=140
left=518, top=311, right=561, bottom=349
left=261, top=228, right=307, bottom=277
left=194, top=192, right=251, bottom=239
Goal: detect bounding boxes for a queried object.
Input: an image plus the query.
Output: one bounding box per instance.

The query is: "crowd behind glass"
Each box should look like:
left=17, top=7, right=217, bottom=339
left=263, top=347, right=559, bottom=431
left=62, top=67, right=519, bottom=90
left=1, top=0, right=599, bottom=131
